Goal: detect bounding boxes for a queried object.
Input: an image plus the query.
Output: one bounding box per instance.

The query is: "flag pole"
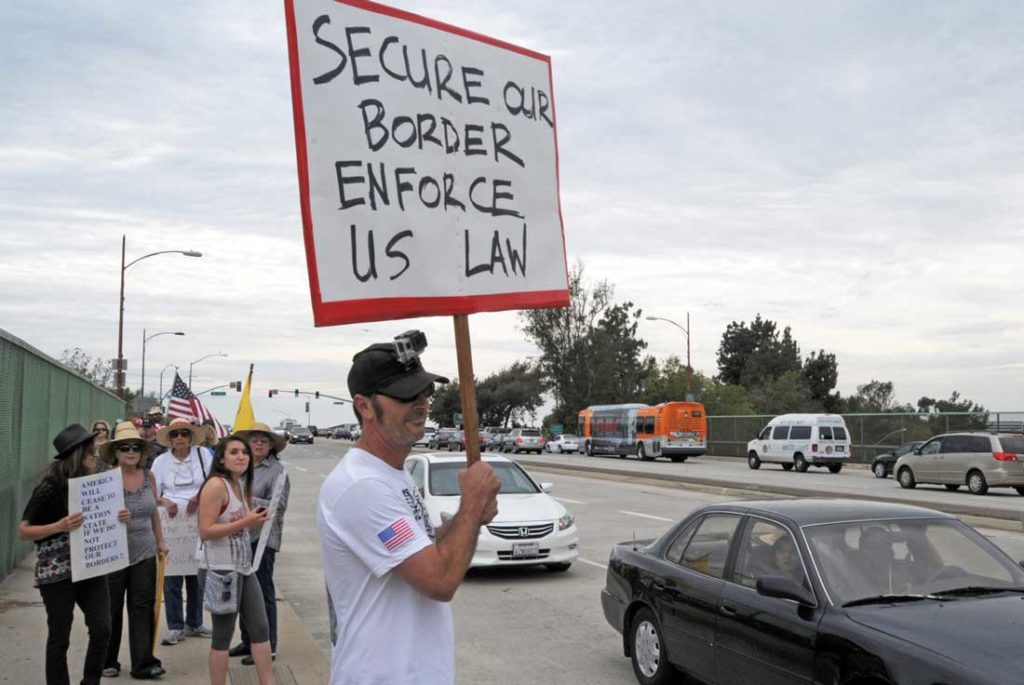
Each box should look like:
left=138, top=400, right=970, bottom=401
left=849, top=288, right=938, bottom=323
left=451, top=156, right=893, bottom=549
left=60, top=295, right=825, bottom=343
left=453, top=315, right=480, bottom=466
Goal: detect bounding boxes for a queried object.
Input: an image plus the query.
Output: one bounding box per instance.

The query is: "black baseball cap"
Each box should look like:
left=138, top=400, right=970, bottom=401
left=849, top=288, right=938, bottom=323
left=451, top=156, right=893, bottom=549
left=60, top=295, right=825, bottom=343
left=347, top=343, right=449, bottom=400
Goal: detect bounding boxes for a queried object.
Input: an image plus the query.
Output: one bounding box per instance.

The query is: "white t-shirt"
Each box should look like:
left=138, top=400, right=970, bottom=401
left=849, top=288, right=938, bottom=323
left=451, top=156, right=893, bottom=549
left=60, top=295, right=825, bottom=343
left=318, top=448, right=454, bottom=685
left=150, top=447, right=212, bottom=505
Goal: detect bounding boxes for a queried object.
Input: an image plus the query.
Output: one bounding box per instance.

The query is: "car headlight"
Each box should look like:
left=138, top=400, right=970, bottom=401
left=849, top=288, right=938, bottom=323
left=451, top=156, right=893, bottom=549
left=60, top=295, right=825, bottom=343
left=558, top=512, right=575, bottom=531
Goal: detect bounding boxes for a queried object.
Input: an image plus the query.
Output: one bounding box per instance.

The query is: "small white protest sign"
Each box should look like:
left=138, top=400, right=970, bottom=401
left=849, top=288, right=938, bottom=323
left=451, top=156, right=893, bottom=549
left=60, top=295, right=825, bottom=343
left=159, top=508, right=200, bottom=577
left=69, top=469, right=129, bottom=582
left=251, top=473, right=287, bottom=572
left=284, top=0, right=570, bottom=325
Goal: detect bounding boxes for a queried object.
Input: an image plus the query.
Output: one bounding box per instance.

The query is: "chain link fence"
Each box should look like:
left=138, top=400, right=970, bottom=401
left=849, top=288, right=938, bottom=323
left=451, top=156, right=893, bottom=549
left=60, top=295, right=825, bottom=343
left=0, top=329, right=124, bottom=579
left=708, top=411, right=1024, bottom=462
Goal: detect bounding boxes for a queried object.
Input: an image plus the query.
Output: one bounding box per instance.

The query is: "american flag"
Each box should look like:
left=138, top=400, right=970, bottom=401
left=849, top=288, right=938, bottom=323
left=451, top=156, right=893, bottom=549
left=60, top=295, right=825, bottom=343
left=166, top=372, right=228, bottom=438
left=377, top=518, right=415, bottom=552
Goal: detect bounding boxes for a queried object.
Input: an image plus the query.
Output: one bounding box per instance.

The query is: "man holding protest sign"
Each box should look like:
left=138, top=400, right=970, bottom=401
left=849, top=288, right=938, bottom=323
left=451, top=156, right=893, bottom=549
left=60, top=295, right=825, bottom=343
left=317, top=336, right=500, bottom=684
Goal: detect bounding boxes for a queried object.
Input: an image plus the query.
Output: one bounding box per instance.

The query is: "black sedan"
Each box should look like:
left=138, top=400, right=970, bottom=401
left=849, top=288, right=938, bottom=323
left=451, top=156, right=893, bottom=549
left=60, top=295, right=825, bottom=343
left=288, top=426, right=314, bottom=444
left=601, top=499, right=1024, bottom=685
left=871, top=441, right=924, bottom=478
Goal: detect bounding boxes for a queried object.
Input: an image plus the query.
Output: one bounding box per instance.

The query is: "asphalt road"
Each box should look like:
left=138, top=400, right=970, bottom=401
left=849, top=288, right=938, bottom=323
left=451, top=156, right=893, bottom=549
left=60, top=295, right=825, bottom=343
left=273, top=441, right=1024, bottom=685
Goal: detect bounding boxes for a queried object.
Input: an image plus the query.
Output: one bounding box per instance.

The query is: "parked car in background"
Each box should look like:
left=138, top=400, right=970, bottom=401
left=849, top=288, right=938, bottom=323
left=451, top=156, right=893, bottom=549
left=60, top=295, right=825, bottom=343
left=404, top=453, right=578, bottom=571
left=602, top=498, right=1024, bottom=685
left=545, top=434, right=580, bottom=454
left=746, top=413, right=851, bottom=473
left=446, top=431, right=498, bottom=451
left=895, top=432, right=1024, bottom=494
left=331, top=427, right=353, bottom=440
left=871, top=441, right=924, bottom=478
left=307, top=425, right=319, bottom=437
left=289, top=426, right=314, bottom=444
left=501, top=428, right=545, bottom=454
left=428, top=427, right=458, bottom=450
left=413, top=426, right=436, bottom=448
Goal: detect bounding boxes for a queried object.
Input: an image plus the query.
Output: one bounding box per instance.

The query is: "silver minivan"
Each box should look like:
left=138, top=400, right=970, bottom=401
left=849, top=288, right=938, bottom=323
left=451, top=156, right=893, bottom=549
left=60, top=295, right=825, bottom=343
left=894, top=432, right=1024, bottom=495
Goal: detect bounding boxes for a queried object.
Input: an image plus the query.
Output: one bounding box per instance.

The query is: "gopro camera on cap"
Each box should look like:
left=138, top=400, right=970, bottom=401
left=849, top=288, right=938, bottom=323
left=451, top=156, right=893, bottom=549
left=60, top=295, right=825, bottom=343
left=394, top=330, right=427, bottom=365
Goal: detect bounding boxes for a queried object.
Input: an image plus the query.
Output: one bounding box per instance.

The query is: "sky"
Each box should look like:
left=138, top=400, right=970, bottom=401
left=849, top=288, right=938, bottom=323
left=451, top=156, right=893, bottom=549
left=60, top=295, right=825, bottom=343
left=3, top=0, right=1024, bottom=427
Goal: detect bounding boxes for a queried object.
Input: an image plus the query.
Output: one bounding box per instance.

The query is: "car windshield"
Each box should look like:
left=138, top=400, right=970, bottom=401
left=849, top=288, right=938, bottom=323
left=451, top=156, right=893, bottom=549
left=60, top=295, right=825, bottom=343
left=429, top=461, right=540, bottom=496
left=292, top=427, right=311, bottom=435
left=804, top=518, right=1024, bottom=605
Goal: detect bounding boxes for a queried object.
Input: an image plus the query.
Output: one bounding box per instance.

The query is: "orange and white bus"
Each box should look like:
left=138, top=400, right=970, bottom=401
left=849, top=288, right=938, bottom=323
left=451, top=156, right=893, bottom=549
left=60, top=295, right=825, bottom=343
left=577, top=401, right=707, bottom=462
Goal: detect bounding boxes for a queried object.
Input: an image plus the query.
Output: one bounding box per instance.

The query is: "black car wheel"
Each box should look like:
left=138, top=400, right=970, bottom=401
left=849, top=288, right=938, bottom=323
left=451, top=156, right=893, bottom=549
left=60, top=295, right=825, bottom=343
left=781, top=463, right=793, bottom=471
left=630, top=608, right=675, bottom=685
left=827, top=463, right=843, bottom=474
left=897, top=467, right=916, bottom=489
left=585, top=441, right=593, bottom=456
left=873, top=461, right=888, bottom=478
left=637, top=443, right=650, bottom=461
left=967, top=470, right=989, bottom=495
left=747, top=451, right=761, bottom=470
left=944, top=484, right=960, bottom=491
left=794, top=453, right=809, bottom=473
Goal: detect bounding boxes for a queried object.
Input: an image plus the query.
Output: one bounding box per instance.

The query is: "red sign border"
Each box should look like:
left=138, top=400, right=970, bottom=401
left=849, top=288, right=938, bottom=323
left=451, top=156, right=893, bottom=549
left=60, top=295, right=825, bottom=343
left=283, top=0, right=570, bottom=327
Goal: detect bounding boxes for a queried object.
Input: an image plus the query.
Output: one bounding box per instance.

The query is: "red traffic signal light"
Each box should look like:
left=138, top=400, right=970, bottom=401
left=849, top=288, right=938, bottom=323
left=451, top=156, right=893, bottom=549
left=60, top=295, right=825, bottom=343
left=294, top=389, right=299, bottom=397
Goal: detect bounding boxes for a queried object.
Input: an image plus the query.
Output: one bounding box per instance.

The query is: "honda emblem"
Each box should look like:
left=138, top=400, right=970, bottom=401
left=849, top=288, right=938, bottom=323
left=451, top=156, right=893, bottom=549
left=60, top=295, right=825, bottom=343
left=518, top=527, right=530, bottom=537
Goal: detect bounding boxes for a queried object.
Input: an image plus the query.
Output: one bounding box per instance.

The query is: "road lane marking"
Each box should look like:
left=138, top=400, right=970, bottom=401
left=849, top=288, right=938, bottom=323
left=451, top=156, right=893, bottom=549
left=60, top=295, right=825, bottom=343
left=293, top=466, right=308, bottom=472
left=619, top=510, right=673, bottom=522
left=579, top=558, right=608, bottom=570
left=555, top=497, right=585, bottom=504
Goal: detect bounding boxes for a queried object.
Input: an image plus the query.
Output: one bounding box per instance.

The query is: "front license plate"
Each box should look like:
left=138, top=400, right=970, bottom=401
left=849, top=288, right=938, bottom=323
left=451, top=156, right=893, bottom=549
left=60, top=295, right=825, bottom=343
left=513, top=542, right=540, bottom=558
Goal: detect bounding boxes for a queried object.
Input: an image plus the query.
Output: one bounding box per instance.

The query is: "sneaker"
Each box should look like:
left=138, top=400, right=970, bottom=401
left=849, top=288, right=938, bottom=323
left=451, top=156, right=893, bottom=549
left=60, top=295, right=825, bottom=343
left=228, top=643, right=251, bottom=657
left=102, top=665, right=120, bottom=677
left=185, top=624, right=213, bottom=638
left=160, top=630, right=183, bottom=646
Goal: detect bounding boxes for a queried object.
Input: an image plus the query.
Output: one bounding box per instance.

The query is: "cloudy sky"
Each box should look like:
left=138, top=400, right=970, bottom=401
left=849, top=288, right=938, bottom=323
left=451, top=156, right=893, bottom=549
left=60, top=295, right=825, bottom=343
left=4, top=0, right=1024, bottom=426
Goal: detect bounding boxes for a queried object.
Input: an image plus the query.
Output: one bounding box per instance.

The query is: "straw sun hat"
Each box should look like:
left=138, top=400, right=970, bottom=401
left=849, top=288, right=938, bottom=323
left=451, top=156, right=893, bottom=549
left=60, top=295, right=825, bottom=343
left=102, top=421, right=161, bottom=461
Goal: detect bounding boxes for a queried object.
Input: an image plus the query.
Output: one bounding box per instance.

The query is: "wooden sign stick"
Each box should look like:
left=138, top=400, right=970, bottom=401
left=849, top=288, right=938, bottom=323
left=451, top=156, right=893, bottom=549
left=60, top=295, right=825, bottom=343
left=453, top=314, right=481, bottom=465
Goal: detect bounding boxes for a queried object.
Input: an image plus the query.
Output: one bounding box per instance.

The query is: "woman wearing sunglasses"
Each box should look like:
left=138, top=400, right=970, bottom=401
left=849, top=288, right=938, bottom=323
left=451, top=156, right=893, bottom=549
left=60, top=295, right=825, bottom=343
left=100, top=422, right=168, bottom=679
left=18, top=424, right=114, bottom=685
left=151, top=418, right=213, bottom=645
left=91, top=420, right=111, bottom=445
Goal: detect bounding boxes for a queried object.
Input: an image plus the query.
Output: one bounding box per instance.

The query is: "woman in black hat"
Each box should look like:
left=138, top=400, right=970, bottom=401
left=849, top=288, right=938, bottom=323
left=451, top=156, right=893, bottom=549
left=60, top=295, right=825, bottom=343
left=18, top=423, right=114, bottom=685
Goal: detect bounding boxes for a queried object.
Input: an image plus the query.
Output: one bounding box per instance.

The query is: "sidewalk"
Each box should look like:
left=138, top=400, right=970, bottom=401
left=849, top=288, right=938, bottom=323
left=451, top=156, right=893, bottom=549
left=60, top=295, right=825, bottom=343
left=0, top=555, right=329, bottom=684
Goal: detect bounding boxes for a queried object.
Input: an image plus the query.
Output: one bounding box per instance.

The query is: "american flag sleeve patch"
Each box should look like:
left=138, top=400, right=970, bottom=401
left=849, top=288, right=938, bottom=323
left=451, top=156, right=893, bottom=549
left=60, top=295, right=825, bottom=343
left=377, top=518, right=416, bottom=552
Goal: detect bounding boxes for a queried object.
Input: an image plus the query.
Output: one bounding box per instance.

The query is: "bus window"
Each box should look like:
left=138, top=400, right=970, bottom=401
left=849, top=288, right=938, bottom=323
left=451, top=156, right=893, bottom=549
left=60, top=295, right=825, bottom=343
left=645, top=416, right=655, bottom=433
left=635, top=417, right=644, bottom=434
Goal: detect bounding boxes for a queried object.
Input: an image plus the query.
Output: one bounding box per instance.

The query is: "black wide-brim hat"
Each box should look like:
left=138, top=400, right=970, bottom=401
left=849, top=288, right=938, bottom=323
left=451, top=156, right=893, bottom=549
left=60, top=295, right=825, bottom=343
left=348, top=343, right=449, bottom=399
left=53, top=423, right=100, bottom=460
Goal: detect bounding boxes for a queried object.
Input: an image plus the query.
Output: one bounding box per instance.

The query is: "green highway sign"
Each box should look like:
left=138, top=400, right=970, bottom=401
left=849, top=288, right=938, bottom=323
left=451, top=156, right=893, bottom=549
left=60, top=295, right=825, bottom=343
left=210, top=391, right=227, bottom=396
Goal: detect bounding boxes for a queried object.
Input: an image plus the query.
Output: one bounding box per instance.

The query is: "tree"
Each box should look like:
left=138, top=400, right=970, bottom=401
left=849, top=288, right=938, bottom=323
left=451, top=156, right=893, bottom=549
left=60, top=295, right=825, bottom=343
left=803, top=350, right=841, bottom=412
left=748, top=371, right=815, bottom=414
left=716, top=315, right=801, bottom=388
left=847, top=380, right=900, bottom=413
left=428, top=378, right=463, bottom=427
left=519, top=263, right=649, bottom=431
left=60, top=347, right=113, bottom=387
left=699, top=378, right=755, bottom=416
left=476, top=362, right=547, bottom=428
left=917, top=391, right=988, bottom=431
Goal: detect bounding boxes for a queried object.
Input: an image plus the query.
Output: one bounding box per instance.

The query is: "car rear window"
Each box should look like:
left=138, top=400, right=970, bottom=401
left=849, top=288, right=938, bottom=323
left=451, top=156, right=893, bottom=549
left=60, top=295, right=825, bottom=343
left=998, top=437, right=1024, bottom=454
left=833, top=427, right=848, bottom=440
left=790, top=426, right=811, bottom=440
left=521, top=429, right=541, bottom=437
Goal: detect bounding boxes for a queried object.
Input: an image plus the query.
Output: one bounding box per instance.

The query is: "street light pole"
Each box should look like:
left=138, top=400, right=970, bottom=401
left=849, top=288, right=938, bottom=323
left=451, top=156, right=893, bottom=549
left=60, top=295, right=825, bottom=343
left=188, top=352, right=228, bottom=389
left=115, top=234, right=202, bottom=398
left=646, top=313, right=692, bottom=396
left=141, top=329, right=185, bottom=399
left=158, top=364, right=178, bottom=406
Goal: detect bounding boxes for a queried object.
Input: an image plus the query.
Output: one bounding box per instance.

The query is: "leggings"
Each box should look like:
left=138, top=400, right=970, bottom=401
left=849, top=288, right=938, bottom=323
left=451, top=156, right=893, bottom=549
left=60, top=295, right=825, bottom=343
left=210, top=572, right=269, bottom=651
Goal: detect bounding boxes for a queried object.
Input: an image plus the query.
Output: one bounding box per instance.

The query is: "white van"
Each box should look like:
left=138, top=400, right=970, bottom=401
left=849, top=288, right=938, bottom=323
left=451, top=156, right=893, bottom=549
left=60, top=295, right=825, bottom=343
left=746, top=414, right=851, bottom=473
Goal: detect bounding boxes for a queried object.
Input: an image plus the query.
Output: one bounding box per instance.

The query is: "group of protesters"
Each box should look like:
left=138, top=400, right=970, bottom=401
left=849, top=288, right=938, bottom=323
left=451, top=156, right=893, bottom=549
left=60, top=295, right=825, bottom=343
left=18, top=409, right=290, bottom=685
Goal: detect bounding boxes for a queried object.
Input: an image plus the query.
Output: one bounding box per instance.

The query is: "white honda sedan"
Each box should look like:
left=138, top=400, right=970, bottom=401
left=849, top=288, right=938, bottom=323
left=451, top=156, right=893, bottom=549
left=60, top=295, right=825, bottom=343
left=403, top=453, right=579, bottom=571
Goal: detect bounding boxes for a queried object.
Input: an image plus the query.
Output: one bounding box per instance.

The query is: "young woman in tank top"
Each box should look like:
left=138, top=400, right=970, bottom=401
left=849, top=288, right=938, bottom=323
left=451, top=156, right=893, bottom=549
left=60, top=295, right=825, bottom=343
left=196, top=436, right=272, bottom=685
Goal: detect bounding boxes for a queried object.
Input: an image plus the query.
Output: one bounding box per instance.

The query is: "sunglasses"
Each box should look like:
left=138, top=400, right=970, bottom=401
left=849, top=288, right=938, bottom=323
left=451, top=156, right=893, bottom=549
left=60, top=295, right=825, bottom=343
left=94, top=427, right=109, bottom=433
left=169, top=430, right=192, bottom=438
left=379, top=384, right=435, bottom=404
left=117, top=444, right=143, bottom=453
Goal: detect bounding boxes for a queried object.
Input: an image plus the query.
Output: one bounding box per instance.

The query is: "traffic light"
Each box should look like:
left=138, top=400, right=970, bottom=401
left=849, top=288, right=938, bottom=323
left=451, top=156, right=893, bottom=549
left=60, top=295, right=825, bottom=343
left=315, top=391, right=320, bottom=399
left=305, top=401, right=310, bottom=412
left=235, top=380, right=242, bottom=392
left=294, top=389, right=299, bottom=397
left=268, top=390, right=273, bottom=398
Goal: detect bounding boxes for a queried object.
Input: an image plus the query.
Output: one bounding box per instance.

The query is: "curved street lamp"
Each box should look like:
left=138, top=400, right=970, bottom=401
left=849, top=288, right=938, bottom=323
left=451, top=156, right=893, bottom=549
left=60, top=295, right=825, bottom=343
left=116, top=235, right=202, bottom=397
left=188, top=352, right=228, bottom=389
left=141, top=330, right=185, bottom=399
left=646, top=313, right=692, bottom=396
left=158, top=364, right=178, bottom=407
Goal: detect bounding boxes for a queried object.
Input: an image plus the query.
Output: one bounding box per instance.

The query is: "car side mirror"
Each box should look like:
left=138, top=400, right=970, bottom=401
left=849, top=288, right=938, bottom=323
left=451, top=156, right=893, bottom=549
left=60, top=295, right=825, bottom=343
left=913, top=448, right=922, bottom=455
left=756, top=575, right=816, bottom=606
left=540, top=482, right=553, bottom=493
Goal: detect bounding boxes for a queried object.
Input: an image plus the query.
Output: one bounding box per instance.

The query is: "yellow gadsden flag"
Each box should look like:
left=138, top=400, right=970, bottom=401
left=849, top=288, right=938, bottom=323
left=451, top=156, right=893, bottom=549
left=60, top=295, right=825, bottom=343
left=233, top=364, right=255, bottom=432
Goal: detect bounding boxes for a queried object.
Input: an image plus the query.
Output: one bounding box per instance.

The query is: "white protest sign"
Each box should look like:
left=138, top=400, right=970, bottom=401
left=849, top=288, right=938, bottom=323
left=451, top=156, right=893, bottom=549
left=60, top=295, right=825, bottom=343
left=284, top=0, right=570, bottom=325
left=251, top=473, right=287, bottom=571
left=159, top=508, right=200, bottom=576
left=69, top=469, right=129, bottom=581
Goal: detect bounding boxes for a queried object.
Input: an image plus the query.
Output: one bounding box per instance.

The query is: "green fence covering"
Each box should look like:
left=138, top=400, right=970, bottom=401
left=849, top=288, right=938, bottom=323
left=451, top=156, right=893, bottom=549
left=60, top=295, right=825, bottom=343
left=0, top=329, right=123, bottom=579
